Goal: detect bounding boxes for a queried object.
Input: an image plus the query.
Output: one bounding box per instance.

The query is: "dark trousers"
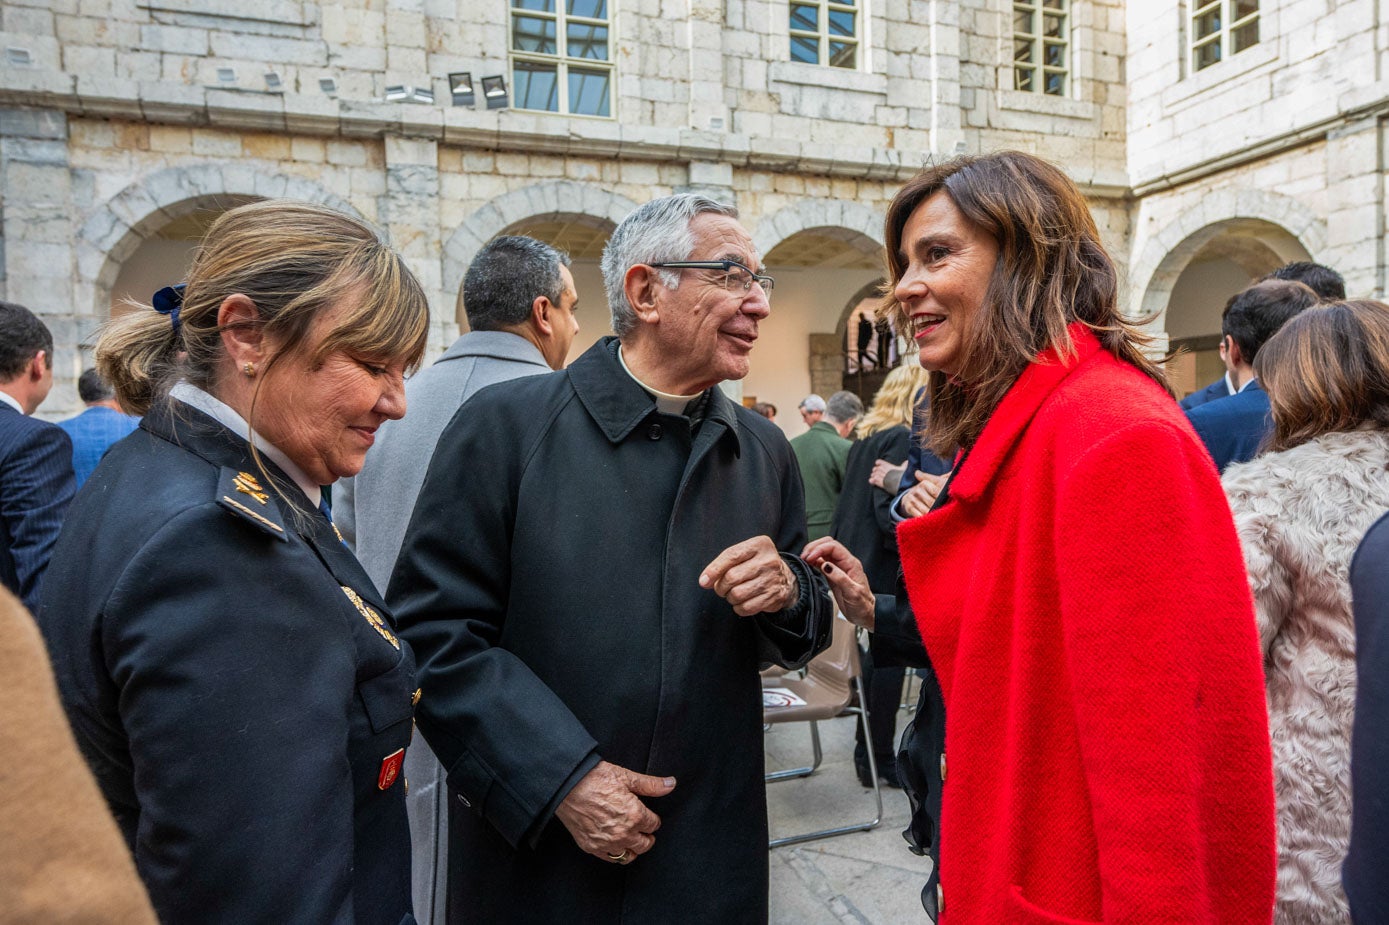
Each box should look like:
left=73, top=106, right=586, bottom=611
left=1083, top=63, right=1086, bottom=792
left=855, top=644, right=904, bottom=779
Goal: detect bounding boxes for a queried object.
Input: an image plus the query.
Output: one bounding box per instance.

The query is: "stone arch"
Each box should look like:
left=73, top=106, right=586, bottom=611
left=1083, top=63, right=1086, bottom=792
left=441, top=181, right=641, bottom=317
left=834, top=278, right=887, bottom=336
left=753, top=199, right=885, bottom=259
left=1128, top=188, right=1324, bottom=326
left=74, top=164, right=365, bottom=317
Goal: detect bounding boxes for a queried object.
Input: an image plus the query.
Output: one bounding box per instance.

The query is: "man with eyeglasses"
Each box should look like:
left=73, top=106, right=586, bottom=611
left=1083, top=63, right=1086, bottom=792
left=390, top=194, right=833, bottom=923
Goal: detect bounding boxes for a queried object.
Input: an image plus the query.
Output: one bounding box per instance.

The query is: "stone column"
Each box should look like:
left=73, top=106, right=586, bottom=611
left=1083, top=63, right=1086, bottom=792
left=0, top=107, right=81, bottom=414
left=380, top=135, right=452, bottom=356
left=687, top=0, right=728, bottom=132
left=808, top=332, right=843, bottom=400
left=927, top=0, right=964, bottom=155
left=1320, top=115, right=1383, bottom=298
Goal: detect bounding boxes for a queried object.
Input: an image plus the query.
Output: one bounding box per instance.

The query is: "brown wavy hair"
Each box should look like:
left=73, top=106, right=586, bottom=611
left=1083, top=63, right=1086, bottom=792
left=1256, top=300, right=1389, bottom=452
left=883, top=152, right=1171, bottom=456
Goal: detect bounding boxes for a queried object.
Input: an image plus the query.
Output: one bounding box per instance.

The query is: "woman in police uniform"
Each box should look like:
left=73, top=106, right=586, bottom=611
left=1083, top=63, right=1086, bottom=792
left=38, top=200, right=428, bottom=924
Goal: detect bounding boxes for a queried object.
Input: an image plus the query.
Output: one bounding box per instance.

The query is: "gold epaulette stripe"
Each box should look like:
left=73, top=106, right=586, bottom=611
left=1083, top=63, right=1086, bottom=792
left=342, top=585, right=401, bottom=650
left=220, top=495, right=286, bottom=533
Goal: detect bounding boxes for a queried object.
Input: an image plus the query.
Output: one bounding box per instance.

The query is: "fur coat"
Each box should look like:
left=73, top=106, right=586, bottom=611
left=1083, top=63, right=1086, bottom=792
left=1224, top=428, right=1389, bottom=925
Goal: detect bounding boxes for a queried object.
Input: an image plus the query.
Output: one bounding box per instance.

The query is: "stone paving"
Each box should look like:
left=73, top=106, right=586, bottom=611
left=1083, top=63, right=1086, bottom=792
left=765, top=702, right=934, bottom=924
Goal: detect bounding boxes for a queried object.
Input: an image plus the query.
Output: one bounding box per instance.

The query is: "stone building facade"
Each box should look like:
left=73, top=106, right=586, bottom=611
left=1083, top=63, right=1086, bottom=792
left=1126, top=0, right=1389, bottom=392
left=2, top=0, right=1369, bottom=422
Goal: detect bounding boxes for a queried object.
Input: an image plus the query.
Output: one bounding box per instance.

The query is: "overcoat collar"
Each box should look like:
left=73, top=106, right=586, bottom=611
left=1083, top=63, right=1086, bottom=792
left=948, top=322, right=1103, bottom=504
left=435, top=330, right=550, bottom=368
left=141, top=399, right=389, bottom=609
left=568, top=337, right=742, bottom=453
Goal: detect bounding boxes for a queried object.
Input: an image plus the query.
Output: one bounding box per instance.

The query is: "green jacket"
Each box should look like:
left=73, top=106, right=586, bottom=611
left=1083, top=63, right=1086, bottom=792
left=789, top=421, right=852, bottom=541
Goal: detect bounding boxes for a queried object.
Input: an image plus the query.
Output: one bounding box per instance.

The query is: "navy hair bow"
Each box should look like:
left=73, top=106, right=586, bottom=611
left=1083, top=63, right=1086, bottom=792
left=152, top=283, right=185, bottom=337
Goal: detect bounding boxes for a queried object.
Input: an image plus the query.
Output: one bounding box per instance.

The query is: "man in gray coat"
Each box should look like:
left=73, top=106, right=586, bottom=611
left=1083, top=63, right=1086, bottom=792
left=335, top=234, right=579, bottom=922
left=390, top=194, right=832, bottom=923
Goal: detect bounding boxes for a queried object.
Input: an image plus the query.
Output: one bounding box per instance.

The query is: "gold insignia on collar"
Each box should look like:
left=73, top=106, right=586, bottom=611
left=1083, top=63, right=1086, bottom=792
left=341, top=585, right=400, bottom=650
left=233, top=471, right=269, bottom=505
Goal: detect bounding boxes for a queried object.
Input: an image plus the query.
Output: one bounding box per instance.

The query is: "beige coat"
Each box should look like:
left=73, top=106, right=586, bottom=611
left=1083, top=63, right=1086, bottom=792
left=0, top=586, right=155, bottom=924
left=1224, top=428, right=1389, bottom=925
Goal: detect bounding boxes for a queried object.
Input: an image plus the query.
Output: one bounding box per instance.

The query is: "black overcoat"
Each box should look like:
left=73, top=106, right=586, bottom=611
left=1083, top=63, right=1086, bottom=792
left=829, top=424, right=909, bottom=591
left=37, top=402, right=417, bottom=924
left=389, top=337, right=833, bottom=923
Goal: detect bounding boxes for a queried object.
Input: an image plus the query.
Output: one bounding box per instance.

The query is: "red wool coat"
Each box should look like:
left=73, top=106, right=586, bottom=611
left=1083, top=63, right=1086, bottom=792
left=897, top=326, right=1276, bottom=925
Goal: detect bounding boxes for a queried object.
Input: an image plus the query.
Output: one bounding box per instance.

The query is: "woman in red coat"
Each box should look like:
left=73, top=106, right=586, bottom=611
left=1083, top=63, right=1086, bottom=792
left=805, top=151, right=1276, bottom=924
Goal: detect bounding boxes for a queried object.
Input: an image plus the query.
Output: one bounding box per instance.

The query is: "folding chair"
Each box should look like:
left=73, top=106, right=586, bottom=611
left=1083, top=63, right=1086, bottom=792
left=762, top=616, right=883, bottom=848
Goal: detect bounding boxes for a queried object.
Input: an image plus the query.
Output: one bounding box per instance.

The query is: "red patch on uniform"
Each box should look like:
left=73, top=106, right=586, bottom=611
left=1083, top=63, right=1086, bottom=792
left=378, top=748, right=405, bottom=790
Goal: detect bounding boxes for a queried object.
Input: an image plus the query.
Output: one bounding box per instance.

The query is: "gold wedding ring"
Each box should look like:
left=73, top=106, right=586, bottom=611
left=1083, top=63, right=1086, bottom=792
left=607, top=850, right=629, bottom=862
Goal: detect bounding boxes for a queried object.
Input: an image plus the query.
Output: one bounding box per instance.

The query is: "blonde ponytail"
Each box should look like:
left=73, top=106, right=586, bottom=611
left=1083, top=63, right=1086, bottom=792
left=94, top=303, right=183, bottom=416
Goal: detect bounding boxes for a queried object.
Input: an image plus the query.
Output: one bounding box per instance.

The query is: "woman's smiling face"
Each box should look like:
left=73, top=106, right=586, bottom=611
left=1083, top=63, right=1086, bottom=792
left=251, top=294, right=409, bottom=485
left=893, top=191, right=1000, bottom=378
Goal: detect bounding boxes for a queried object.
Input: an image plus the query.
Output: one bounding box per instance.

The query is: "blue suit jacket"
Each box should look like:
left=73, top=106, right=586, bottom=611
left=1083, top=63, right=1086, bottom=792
left=1184, top=381, right=1270, bottom=472
left=0, top=402, right=76, bottom=612
left=1346, top=511, right=1389, bottom=924
left=57, top=405, right=140, bottom=488
left=1179, top=376, right=1231, bottom=411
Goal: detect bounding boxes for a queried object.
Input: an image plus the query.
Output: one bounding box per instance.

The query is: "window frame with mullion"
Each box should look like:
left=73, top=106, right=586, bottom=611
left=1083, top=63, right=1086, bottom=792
left=1012, top=0, right=1069, bottom=97
left=788, top=0, right=860, bottom=70
left=509, top=0, right=614, bottom=117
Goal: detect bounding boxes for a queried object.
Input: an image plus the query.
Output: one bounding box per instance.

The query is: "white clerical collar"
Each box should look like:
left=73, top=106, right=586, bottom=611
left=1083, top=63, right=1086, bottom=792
left=617, top=346, right=702, bottom=415
left=170, top=381, right=321, bottom=507
left=0, top=390, right=22, bottom=414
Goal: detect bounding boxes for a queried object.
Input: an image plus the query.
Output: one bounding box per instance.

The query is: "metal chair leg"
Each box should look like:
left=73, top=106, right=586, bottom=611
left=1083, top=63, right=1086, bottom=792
left=765, top=720, right=824, bottom=782
left=768, top=678, right=883, bottom=848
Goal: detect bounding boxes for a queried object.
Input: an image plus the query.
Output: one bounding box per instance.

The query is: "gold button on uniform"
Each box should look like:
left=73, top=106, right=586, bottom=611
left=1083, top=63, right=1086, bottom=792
left=411, top=688, right=422, bottom=707
left=940, top=751, right=947, bottom=782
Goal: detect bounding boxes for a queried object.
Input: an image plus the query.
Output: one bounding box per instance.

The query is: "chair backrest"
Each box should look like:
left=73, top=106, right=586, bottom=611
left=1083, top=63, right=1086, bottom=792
left=804, top=616, right=861, bottom=703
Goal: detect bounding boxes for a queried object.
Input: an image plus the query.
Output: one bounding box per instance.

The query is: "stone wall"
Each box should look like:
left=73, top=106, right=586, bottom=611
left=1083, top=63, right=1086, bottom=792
left=2, top=0, right=1134, bottom=416
left=1126, top=0, right=1389, bottom=337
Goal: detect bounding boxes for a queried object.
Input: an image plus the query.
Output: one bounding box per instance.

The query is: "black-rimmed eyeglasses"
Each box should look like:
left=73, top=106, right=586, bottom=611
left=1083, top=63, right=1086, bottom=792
left=647, top=260, right=775, bottom=301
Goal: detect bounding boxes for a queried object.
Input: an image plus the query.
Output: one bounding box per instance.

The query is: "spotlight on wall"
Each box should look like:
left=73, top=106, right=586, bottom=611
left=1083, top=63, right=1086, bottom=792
left=5, top=47, right=32, bottom=67
left=216, top=66, right=237, bottom=84
left=481, top=74, right=508, bottom=110
left=318, top=77, right=338, bottom=96
left=448, top=71, right=475, bottom=107
left=264, top=71, right=283, bottom=92
left=384, top=84, right=435, bottom=104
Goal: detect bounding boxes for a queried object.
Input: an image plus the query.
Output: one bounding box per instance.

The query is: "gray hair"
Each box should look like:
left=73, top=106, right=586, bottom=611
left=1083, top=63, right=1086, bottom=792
left=601, top=194, right=739, bottom=338
left=825, top=390, right=865, bottom=425
left=464, top=235, right=572, bottom=332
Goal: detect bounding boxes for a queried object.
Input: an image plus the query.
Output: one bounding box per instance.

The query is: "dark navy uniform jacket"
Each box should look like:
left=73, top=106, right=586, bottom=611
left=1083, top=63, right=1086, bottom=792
left=38, top=400, right=417, bottom=925
left=1346, top=511, right=1389, bottom=924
